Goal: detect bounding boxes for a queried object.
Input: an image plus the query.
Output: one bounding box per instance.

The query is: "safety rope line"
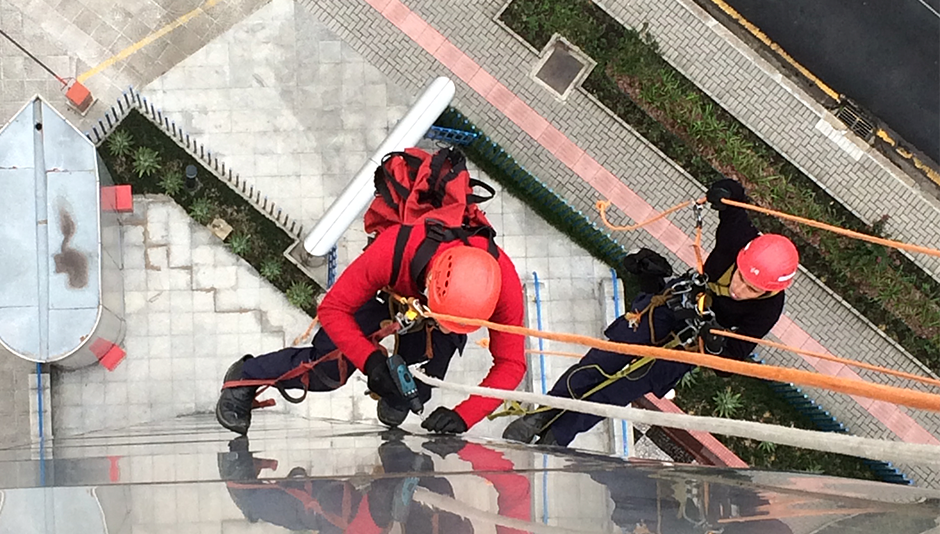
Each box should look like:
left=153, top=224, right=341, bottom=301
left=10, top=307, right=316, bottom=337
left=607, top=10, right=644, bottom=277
left=424, top=311, right=940, bottom=413
left=721, top=198, right=940, bottom=259
left=597, top=199, right=691, bottom=231
left=595, top=195, right=940, bottom=260
left=712, top=329, right=940, bottom=389
left=291, top=317, right=320, bottom=346
left=412, top=368, right=940, bottom=467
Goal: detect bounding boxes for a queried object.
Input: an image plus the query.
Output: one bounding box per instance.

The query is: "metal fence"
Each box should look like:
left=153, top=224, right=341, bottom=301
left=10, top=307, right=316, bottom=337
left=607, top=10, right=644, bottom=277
left=85, top=86, right=305, bottom=240
left=752, top=354, right=913, bottom=485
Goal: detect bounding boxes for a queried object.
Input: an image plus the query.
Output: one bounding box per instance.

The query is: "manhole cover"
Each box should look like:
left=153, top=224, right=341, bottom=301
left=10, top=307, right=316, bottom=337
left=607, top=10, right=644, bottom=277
left=531, top=35, right=596, bottom=100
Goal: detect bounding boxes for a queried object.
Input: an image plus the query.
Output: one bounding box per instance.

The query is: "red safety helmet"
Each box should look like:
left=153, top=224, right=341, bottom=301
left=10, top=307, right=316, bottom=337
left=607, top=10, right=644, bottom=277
left=736, top=234, right=799, bottom=292
left=426, top=246, right=501, bottom=334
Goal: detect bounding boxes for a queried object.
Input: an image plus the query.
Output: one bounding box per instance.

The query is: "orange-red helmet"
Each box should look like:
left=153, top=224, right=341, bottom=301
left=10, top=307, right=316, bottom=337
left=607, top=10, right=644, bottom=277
left=736, top=234, right=799, bottom=292
left=426, top=246, right=501, bottom=334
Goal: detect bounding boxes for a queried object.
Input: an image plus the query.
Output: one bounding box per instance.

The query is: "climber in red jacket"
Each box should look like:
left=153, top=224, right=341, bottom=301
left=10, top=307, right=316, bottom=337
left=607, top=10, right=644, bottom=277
left=216, top=222, right=526, bottom=436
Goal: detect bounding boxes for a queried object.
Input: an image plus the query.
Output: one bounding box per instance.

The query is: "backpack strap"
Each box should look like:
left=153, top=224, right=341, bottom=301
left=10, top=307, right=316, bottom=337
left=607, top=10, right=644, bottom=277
left=422, top=148, right=467, bottom=208
left=467, top=178, right=496, bottom=205
left=389, top=225, right=413, bottom=287
left=376, top=152, right=424, bottom=211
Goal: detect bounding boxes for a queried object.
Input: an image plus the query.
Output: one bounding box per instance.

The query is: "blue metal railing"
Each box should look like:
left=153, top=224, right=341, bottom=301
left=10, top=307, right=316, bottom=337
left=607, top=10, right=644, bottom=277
left=751, top=354, right=913, bottom=485
left=425, top=125, right=480, bottom=145
left=327, top=245, right=337, bottom=289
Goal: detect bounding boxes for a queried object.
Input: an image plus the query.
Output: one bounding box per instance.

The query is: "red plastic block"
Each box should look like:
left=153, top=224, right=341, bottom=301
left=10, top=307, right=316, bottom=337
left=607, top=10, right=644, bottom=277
left=101, top=185, right=133, bottom=212
left=89, top=338, right=126, bottom=371
left=65, top=82, right=93, bottom=113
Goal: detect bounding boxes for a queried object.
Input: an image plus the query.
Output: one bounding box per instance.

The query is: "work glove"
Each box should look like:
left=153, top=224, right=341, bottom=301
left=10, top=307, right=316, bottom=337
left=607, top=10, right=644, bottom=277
left=421, top=407, right=468, bottom=434
left=365, top=350, right=404, bottom=401
left=706, top=179, right=746, bottom=210
left=700, top=319, right=727, bottom=355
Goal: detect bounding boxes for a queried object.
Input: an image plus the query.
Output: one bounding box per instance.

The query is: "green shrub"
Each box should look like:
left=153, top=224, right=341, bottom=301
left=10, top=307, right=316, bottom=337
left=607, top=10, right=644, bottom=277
left=260, top=257, right=283, bottom=281
left=107, top=129, right=133, bottom=157
left=159, top=169, right=184, bottom=196
left=712, top=387, right=743, bottom=418
left=189, top=197, right=214, bottom=224
left=133, top=147, right=162, bottom=178
left=228, top=233, right=251, bottom=256
left=286, top=281, right=315, bottom=309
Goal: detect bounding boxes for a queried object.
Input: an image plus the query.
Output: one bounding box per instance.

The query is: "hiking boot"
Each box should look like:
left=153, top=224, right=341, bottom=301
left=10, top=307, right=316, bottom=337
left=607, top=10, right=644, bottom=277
left=501, top=408, right=560, bottom=444
left=216, top=355, right=257, bottom=435
left=535, top=427, right=559, bottom=446
left=377, top=397, right=409, bottom=428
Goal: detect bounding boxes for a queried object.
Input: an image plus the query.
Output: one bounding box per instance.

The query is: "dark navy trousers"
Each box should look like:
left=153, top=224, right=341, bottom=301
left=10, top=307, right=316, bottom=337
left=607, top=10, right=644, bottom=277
left=240, top=297, right=467, bottom=405
left=547, top=293, right=693, bottom=446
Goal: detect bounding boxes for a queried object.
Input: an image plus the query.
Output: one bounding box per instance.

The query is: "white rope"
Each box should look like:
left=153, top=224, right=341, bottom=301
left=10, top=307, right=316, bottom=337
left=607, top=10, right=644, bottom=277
left=412, top=369, right=940, bottom=467
left=413, top=488, right=618, bottom=534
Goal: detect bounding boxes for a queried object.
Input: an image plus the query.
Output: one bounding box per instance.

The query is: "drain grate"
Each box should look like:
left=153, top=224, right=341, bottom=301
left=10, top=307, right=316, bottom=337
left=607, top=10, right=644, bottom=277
left=531, top=35, right=596, bottom=100
left=835, top=100, right=875, bottom=141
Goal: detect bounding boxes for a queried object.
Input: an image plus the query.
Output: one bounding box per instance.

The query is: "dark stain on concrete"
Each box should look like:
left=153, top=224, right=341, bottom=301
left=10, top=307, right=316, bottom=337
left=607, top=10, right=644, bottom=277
left=53, top=207, right=88, bottom=289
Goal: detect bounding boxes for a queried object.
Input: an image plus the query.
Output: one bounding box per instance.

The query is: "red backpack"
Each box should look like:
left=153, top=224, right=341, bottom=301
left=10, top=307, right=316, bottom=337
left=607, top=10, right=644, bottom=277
left=364, top=147, right=499, bottom=289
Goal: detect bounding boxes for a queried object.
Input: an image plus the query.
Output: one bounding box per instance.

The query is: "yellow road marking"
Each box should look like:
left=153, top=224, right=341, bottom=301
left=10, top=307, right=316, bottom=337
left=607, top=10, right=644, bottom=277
left=705, top=0, right=840, bottom=101
left=708, top=0, right=940, bottom=185
left=78, top=0, right=223, bottom=83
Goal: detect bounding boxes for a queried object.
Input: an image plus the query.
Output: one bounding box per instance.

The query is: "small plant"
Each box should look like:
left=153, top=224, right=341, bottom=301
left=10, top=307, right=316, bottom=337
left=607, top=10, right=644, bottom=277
left=133, top=147, right=162, bottom=178
left=159, top=169, right=184, bottom=195
left=260, top=257, right=283, bottom=281
left=757, top=441, right=777, bottom=454
left=107, top=129, right=133, bottom=157
left=712, top=387, right=743, bottom=418
left=677, top=366, right=700, bottom=389
left=189, top=197, right=214, bottom=224
left=286, top=281, right=315, bottom=309
left=228, top=233, right=251, bottom=256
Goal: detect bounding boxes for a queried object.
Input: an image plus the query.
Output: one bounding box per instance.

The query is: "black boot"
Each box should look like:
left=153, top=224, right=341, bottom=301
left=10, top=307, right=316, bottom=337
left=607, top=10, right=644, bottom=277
left=501, top=408, right=560, bottom=444
left=377, top=398, right=409, bottom=428
left=215, top=355, right=257, bottom=435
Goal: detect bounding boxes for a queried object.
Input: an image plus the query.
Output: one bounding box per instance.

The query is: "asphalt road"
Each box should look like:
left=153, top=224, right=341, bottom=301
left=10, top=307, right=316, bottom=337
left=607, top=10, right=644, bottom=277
left=722, top=0, right=940, bottom=163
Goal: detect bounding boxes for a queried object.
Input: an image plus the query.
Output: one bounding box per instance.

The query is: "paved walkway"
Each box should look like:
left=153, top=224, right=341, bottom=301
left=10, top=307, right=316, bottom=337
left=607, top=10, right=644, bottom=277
left=606, top=0, right=940, bottom=286
left=3, top=0, right=939, bottom=485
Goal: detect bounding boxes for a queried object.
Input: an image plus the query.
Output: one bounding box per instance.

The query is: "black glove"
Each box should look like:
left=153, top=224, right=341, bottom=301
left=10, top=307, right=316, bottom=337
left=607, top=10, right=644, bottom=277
left=421, top=407, right=468, bottom=434
left=365, top=350, right=404, bottom=401
left=701, top=319, right=726, bottom=355
left=422, top=436, right=468, bottom=458
left=706, top=179, right=746, bottom=210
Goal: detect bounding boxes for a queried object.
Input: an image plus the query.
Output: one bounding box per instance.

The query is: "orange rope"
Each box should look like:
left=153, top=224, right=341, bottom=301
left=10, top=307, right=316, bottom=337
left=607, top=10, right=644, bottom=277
left=722, top=198, right=940, bottom=258
left=596, top=199, right=691, bottom=231
left=693, top=224, right=705, bottom=274
left=476, top=338, right=584, bottom=358
left=427, top=311, right=940, bottom=413
left=291, top=317, right=319, bottom=346
left=712, top=329, right=940, bottom=389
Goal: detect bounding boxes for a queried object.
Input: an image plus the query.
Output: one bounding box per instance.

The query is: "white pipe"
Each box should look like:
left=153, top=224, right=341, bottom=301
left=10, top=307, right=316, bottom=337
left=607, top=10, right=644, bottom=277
left=412, top=369, right=940, bottom=468
left=303, top=77, right=456, bottom=257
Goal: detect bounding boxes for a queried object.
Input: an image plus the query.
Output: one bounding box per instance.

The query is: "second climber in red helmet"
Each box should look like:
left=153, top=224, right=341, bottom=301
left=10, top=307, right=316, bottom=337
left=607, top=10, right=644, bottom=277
left=504, top=178, right=799, bottom=447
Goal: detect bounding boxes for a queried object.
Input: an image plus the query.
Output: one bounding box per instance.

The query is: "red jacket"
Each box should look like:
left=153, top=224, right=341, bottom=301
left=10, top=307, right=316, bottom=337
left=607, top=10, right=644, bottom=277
left=317, top=224, right=527, bottom=427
